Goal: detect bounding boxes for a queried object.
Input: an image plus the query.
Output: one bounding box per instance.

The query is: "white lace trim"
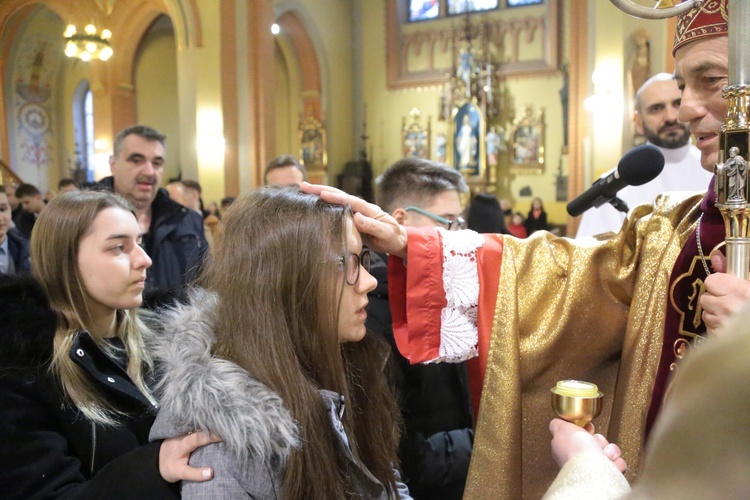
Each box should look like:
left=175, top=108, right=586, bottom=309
left=428, top=228, right=483, bottom=363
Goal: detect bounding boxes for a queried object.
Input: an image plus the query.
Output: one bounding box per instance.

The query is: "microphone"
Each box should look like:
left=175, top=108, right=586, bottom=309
left=567, top=144, right=665, bottom=217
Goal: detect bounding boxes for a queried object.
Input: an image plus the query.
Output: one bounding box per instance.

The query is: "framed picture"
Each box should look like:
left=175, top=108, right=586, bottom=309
left=449, top=101, right=485, bottom=178
left=510, top=105, right=545, bottom=173
left=299, top=113, right=327, bottom=169
left=402, top=108, right=431, bottom=158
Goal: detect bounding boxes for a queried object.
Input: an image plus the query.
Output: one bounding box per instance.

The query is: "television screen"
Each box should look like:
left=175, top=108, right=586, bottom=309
left=447, top=0, right=499, bottom=15
left=507, top=0, right=544, bottom=7
left=409, top=0, right=440, bottom=21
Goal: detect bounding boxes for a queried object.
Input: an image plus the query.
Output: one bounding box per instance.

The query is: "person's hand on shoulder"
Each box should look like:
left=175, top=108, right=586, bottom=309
left=159, top=431, right=221, bottom=483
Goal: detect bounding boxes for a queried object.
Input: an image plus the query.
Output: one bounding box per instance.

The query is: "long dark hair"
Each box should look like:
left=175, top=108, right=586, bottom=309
left=202, top=187, right=400, bottom=498
left=467, top=193, right=509, bottom=234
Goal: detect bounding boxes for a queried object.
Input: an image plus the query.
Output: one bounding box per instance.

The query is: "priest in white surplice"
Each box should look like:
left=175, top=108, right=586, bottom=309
left=576, top=73, right=713, bottom=239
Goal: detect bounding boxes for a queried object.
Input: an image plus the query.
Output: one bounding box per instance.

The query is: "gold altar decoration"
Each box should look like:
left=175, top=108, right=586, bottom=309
left=402, top=108, right=431, bottom=159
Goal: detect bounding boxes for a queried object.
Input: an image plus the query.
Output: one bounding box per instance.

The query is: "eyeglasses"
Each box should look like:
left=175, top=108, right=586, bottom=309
left=404, top=206, right=467, bottom=231
left=339, top=249, right=371, bottom=286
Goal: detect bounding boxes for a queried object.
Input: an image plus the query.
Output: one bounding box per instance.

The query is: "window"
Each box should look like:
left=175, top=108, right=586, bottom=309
left=409, top=0, right=440, bottom=21
left=507, top=0, right=544, bottom=7
left=447, top=0, right=499, bottom=15
left=72, top=80, right=95, bottom=182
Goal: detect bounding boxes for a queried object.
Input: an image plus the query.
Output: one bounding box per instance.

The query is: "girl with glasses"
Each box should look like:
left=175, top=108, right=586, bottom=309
left=0, top=191, right=215, bottom=499
left=149, top=187, right=410, bottom=498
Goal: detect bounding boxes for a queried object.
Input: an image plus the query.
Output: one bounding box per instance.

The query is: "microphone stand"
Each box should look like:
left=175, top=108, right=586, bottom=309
left=608, top=196, right=629, bottom=214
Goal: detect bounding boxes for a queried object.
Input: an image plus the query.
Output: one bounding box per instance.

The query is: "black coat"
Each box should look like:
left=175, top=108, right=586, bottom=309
left=0, top=277, right=178, bottom=499
left=524, top=209, right=548, bottom=235
left=89, top=177, right=208, bottom=296
left=365, top=252, right=474, bottom=500
left=6, top=228, right=31, bottom=275
left=11, top=206, right=35, bottom=239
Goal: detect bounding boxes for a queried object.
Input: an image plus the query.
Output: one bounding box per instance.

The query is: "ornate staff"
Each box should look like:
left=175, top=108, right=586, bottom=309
left=609, top=0, right=750, bottom=279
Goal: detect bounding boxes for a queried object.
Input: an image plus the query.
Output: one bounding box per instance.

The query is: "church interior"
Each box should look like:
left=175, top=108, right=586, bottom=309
left=0, top=0, right=677, bottom=234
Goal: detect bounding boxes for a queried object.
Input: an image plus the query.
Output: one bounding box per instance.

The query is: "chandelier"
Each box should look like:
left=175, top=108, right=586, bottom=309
left=64, top=24, right=113, bottom=62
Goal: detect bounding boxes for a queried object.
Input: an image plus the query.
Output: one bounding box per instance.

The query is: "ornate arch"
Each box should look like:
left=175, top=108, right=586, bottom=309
left=275, top=10, right=322, bottom=119
left=0, top=0, right=198, bottom=163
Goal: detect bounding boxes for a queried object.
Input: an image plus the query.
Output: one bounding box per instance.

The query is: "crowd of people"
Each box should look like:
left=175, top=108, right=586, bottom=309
left=1, top=1, right=749, bottom=498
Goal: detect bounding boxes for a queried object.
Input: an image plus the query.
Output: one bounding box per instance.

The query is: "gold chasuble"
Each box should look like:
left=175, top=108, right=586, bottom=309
left=467, top=191, right=705, bottom=498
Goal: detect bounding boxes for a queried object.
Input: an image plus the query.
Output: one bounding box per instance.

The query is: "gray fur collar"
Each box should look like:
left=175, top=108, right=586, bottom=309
left=148, top=289, right=299, bottom=465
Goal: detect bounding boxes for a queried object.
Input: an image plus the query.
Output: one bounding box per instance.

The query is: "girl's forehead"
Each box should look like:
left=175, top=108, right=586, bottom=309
left=344, top=217, right=362, bottom=250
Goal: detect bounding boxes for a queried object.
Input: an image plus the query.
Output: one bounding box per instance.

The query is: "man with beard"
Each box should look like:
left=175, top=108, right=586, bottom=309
left=576, top=73, right=712, bottom=238
left=300, top=2, right=743, bottom=496
left=92, top=125, right=207, bottom=295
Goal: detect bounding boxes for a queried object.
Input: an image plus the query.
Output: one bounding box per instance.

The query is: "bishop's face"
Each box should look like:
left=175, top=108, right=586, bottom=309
left=674, top=36, right=729, bottom=172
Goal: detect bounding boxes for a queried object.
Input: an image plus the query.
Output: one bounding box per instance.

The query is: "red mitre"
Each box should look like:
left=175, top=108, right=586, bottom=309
left=672, top=0, right=728, bottom=55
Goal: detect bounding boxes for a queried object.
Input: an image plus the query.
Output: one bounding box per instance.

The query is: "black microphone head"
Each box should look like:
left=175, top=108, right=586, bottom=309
left=618, top=144, right=665, bottom=186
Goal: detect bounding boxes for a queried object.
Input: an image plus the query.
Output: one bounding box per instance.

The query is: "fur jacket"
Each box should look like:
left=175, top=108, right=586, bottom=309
left=149, top=289, right=411, bottom=499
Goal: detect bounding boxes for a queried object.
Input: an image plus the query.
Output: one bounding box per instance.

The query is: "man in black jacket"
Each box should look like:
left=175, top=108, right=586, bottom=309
left=366, top=158, right=473, bottom=500
left=93, top=125, right=207, bottom=297
left=0, top=186, right=30, bottom=275
left=6, top=184, right=35, bottom=239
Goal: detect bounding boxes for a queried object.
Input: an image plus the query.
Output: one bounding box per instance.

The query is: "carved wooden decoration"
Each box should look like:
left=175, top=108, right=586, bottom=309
left=386, top=0, right=560, bottom=89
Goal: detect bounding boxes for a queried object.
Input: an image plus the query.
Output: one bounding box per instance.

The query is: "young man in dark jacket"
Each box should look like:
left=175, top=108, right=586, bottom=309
left=366, top=158, right=474, bottom=499
left=0, top=186, right=30, bottom=275
left=91, top=125, right=207, bottom=298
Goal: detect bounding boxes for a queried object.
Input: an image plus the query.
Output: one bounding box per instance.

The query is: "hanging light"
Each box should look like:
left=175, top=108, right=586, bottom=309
left=63, top=23, right=113, bottom=61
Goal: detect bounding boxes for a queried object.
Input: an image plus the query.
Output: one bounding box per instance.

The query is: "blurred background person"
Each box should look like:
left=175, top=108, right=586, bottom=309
left=524, top=196, right=548, bottom=235
left=467, top=193, right=510, bottom=234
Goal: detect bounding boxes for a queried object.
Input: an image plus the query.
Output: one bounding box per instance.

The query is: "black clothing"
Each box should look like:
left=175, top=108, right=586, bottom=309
left=5, top=228, right=31, bottom=275
left=0, top=276, right=178, bottom=499
left=524, top=209, right=548, bottom=235
left=365, top=252, right=474, bottom=500
left=11, top=206, right=35, bottom=239
left=89, top=177, right=208, bottom=294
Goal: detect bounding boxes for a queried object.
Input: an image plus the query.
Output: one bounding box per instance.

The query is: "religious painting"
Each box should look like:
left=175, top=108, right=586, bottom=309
left=449, top=102, right=485, bottom=178
left=402, top=108, right=431, bottom=159
left=299, top=113, right=327, bottom=169
left=510, top=105, right=545, bottom=173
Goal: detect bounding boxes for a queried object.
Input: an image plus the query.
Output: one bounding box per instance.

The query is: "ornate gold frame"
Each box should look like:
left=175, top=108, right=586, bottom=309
left=509, top=105, right=545, bottom=174
left=402, top=107, right=431, bottom=159
left=298, top=113, right=327, bottom=169
left=448, top=101, right=486, bottom=180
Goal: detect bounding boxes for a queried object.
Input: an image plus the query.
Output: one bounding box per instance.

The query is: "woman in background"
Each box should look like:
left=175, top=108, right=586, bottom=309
left=0, top=191, right=214, bottom=499
left=466, top=193, right=509, bottom=234
left=524, top=196, right=549, bottom=235
left=149, top=187, right=409, bottom=498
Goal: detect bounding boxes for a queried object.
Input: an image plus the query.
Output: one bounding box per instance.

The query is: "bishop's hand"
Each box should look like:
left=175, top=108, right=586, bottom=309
left=300, top=182, right=408, bottom=258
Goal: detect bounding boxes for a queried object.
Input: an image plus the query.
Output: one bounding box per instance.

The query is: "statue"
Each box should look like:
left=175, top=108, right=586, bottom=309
left=485, top=126, right=505, bottom=167
left=457, top=115, right=477, bottom=168
left=725, top=146, right=748, bottom=201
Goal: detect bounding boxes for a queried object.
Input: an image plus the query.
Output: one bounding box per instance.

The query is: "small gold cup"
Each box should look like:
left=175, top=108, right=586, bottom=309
left=551, top=380, right=603, bottom=427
